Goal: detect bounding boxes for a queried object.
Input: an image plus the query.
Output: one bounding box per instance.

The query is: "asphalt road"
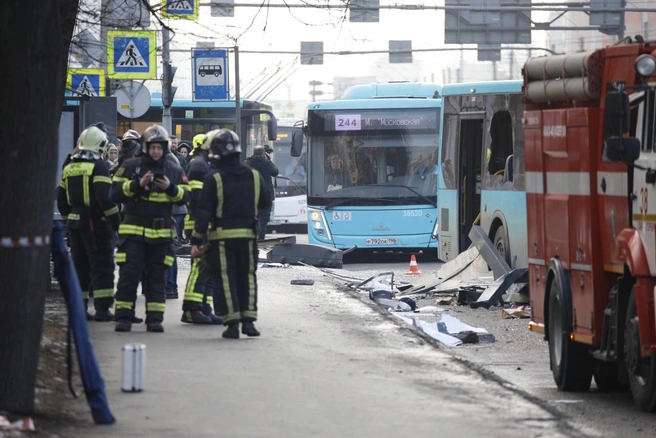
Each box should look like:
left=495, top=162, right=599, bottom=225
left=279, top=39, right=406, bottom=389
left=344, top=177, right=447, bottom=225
left=335, top=250, right=656, bottom=438
left=55, top=248, right=591, bottom=438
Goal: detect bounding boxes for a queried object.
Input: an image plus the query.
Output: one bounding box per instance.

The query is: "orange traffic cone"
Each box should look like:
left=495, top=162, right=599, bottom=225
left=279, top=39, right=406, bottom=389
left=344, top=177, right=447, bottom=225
left=406, top=255, right=421, bottom=275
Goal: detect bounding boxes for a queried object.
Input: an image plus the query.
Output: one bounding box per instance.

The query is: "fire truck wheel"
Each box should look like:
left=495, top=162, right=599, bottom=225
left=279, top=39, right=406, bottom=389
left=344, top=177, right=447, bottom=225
left=548, top=275, right=593, bottom=391
left=492, top=226, right=510, bottom=266
left=594, top=363, right=628, bottom=392
left=624, top=291, right=656, bottom=412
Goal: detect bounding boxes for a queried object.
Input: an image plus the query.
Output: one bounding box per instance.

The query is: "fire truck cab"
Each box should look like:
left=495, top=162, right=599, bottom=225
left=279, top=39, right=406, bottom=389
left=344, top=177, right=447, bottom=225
left=523, top=37, right=656, bottom=412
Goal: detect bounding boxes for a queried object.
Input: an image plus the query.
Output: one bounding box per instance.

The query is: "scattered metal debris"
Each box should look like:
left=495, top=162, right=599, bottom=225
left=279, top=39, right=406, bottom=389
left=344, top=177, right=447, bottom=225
left=290, top=279, right=315, bottom=286
left=266, top=242, right=344, bottom=268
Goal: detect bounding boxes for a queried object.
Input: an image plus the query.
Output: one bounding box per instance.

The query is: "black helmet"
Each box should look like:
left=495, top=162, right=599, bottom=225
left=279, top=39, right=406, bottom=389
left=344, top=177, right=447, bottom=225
left=141, top=125, right=170, bottom=156
left=206, top=129, right=241, bottom=159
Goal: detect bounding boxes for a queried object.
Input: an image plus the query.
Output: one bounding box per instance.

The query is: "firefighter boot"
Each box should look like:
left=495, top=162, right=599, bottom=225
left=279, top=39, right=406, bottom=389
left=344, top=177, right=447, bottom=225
left=222, top=324, right=240, bottom=339
left=146, top=321, right=164, bottom=333
left=94, top=308, right=115, bottom=322
left=241, top=321, right=260, bottom=337
left=207, top=313, right=224, bottom=325
left=181, top=310, right=212, bottom=324
left=85, top=299, right=93, bottom=321
left=202, top=304, right=223, bottom=325
left=115, top=319, right=132, bottom=332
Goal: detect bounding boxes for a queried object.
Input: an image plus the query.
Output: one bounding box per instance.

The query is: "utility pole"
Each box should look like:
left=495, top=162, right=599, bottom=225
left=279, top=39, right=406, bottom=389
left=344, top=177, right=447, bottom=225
left=618, top=0, right=626, bottom=40
left=235, top=46, right=241, bottom=142
left=509, top=51, right=514, bottom=80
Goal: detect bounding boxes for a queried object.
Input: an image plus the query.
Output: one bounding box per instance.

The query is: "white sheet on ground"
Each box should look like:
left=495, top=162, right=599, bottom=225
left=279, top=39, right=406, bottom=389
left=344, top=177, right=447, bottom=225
left=440, top=313, right=489, bottom=334
left=391, top=313, right=463, bottom=347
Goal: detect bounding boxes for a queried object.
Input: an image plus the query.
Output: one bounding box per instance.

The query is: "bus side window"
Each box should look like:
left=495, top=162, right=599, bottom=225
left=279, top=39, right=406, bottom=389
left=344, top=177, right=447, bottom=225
left=488, top=110, right=513, bottom=176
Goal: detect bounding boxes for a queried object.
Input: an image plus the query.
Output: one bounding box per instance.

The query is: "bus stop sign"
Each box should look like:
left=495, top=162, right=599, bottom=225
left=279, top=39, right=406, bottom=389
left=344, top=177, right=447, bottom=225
left=192, top=48, right=229, bottom=101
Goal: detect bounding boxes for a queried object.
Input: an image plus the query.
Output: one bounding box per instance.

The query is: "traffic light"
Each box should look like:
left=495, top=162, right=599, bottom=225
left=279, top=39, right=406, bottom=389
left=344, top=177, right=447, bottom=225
left=162, top=62, right=177, bottom=108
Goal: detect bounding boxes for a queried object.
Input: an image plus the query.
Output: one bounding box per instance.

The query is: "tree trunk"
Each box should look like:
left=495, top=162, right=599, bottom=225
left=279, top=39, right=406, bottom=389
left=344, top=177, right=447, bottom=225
left=0, top=0, right=79, bottom=414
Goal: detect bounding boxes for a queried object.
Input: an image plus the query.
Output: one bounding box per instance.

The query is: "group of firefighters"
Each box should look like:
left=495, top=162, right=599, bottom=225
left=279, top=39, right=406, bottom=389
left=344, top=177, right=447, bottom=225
left=57, top=124, right=272, bottom=339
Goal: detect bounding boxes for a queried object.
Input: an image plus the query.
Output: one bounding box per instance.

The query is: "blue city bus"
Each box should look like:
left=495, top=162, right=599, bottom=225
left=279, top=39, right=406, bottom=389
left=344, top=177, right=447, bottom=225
left=291, top=82, right=442, bottom=252
left=436, top=80, right=527, bottom=268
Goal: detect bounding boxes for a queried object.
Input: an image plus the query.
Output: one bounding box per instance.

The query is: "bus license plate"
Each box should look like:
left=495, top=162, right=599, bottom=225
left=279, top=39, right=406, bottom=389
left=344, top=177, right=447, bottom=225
left=365, top=238, right=398, bottom=246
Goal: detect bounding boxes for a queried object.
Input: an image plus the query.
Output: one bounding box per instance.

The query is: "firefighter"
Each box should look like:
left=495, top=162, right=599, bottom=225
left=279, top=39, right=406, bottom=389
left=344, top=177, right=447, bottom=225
left=180, top=132, right=223, bottom=324
left=110, top=125, right=190, bottom=333
left=57, top=125, right=120, bottom=321
left=190, top=129, right=272, bottom=339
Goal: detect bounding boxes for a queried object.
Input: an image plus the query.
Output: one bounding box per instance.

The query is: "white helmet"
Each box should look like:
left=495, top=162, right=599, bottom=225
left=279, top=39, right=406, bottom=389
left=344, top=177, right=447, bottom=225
left=77, top=126, right=108, bottom=154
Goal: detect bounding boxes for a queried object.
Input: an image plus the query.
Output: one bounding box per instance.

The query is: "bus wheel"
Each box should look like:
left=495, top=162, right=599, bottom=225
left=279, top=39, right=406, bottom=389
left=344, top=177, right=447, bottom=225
left=493, top=226, right=510, bottom=265
left=548, top=277, right=593, bottom=391
left=624, top=290, right=656, bottom=411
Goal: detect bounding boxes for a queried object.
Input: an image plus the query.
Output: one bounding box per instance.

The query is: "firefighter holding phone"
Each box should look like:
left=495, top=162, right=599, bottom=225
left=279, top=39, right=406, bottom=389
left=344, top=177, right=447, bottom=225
left=110, top=125, right=190, bottom=333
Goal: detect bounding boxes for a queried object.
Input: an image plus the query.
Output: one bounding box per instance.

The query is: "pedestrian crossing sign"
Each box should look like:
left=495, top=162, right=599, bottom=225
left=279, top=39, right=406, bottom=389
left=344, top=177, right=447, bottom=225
left=66, top=69, right=105, bottom=97
left=108, top=30, right=157, bottom=79
left=162, top=0, right=200, bottom=19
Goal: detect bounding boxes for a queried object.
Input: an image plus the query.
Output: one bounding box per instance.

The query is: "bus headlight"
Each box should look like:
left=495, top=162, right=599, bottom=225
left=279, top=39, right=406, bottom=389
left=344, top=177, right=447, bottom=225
left=308, top=208, right=332, bottom=241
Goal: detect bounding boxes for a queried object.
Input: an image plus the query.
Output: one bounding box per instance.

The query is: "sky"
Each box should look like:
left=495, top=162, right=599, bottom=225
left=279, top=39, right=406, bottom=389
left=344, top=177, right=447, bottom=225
left=72, top=1, right=557, bottom=117
left=162, top=1, right=550, bottom=111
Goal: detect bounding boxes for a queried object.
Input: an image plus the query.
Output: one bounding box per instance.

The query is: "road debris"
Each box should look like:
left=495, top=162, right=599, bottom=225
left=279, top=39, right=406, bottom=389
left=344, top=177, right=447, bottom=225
left=0, top=416, right=35, bottom=431
left=392, top=312, right=494, bottom=347
left=290, top=279, right=315, bottom=286
left=501, top=307, right=531, bottom=319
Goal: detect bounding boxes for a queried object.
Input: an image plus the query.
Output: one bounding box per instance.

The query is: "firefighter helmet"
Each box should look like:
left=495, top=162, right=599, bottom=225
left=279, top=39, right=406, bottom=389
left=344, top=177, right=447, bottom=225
left=141, top=125, right=170, bottom=155
left=77, top=126, right=108, bottom=154
left=206, top=129, right=241, bottom=158
left=192, top=133, right=208, bottom=150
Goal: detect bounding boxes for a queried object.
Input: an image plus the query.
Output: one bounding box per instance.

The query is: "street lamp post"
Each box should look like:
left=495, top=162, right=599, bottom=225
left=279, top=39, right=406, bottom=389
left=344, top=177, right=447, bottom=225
left=309, top=80, right=324, bottom=102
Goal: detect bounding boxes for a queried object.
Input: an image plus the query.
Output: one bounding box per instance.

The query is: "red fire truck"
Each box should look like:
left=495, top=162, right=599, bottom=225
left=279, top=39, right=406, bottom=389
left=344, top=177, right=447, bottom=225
left=523, top=37, right=656, bottom=412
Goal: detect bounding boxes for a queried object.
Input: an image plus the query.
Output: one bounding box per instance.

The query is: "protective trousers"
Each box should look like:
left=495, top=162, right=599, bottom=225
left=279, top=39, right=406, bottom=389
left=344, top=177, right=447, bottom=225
left=68, top=227, right=115, bottom=311
left=207, top=238, right=258, bottom=325
left=257, top=208, right=271, bottom=240
left=182, top=257, right=215, bottom=312
left=115, top=239, right=173, bottom=323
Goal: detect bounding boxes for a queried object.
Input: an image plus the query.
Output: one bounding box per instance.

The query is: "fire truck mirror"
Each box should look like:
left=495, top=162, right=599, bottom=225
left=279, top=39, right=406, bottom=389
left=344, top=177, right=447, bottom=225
left=603, top=92, right=631, bottom=138
left=605, top=136, right=640, bottom=163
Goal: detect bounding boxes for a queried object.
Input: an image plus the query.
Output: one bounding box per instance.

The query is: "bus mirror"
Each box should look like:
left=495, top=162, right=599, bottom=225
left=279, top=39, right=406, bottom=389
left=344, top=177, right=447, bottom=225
left=267, top=117, right=278, bottom=141
left=291, top=126, right=304, bottom=157
left=605, top=136, right=640, bottom=163
left=604, top=92, right=630, bottom=137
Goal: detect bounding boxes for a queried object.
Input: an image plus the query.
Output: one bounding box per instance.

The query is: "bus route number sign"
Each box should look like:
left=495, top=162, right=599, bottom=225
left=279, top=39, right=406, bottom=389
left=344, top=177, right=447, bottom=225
left=335, top=114, right=361, bottom=131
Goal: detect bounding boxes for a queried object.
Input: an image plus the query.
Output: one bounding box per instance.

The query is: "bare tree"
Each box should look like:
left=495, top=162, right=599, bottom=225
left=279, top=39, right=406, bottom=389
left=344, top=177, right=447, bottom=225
left=0, top=0, right=80, bottom=414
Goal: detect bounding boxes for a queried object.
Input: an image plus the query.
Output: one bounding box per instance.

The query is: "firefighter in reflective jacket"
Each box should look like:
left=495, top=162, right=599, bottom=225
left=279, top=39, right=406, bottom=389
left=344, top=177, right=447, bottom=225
left=57, top=126, right=120, bottom=321
left=191, top=129, right=272, bottom=339
left=110, top=125, right=190, bottom=333
left=180, top=133, right=223, bottom=324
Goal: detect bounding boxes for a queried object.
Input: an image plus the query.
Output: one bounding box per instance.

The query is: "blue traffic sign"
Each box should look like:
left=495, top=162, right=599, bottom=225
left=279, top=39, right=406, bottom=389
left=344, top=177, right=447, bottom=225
left=108, top=31, right=157, bottom=79
left=192, top=49, right=229, bottom=101
left=162, top=0, right=199, bottom=19
left=67, top=69, right=105, bottom=97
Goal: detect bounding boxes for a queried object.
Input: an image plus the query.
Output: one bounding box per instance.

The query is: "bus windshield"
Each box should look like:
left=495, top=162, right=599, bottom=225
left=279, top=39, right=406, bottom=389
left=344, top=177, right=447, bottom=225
left=307, top=109, right=440, bottom=205
left=273, top=125, right=307, bottom=197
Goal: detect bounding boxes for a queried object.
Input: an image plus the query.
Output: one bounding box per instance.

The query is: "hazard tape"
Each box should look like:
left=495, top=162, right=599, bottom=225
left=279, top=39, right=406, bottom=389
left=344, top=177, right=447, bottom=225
left=0, top=236, right=51, bottom=248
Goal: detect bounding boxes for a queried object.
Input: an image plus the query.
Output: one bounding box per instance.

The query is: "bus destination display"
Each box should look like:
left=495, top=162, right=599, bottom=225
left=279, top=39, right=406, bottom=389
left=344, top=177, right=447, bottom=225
left=330, top=109, right=438, bottom=132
